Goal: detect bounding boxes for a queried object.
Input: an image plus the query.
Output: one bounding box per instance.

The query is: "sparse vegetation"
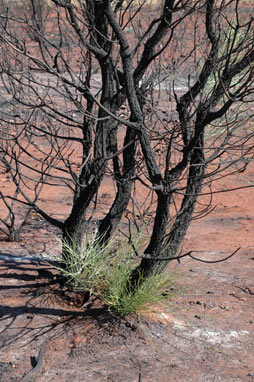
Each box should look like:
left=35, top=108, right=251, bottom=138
left=50, top=233, right=174, bottom=316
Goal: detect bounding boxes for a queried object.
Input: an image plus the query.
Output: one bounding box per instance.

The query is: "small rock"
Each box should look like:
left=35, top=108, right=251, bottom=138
left=219, top=305, right=229, bottom=311
left=207, top=291, right=215, bottom=294
left=247, top=373, right=254, bottom=377
left=250, top=320, right=253, bottom=324
left=194, top=315, right=201, bottom=319
left=196, top=301, right=202, bottom=305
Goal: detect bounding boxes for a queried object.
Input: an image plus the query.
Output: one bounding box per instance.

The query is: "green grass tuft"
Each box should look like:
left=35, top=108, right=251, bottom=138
left=102, top=266, right=175, bottom=316
left=50, top=233, right=175, bottom=317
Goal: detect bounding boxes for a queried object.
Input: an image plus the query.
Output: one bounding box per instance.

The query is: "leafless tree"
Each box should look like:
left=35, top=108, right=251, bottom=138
left=0, top=0, right=254, bottom=283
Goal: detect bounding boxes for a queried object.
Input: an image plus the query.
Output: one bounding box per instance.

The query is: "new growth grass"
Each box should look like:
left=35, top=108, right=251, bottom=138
left=51, top=233, right=175, bottom=317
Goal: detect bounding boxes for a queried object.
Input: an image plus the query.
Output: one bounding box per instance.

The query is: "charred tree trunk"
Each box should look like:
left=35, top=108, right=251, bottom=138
left=131, top=132, right=205, bottom=282
left=63, top=1, right=115, bottom=249
left=98, top=127, right=137, bottom=241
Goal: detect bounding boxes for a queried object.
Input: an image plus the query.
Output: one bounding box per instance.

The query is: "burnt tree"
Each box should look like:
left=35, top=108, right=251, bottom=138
left=0, top=0, right=254, bottom=282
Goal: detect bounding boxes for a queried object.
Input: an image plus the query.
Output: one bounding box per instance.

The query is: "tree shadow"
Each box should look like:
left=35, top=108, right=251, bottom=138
left=0, top=252, right=60, bottom=287
left=0, top=253, right=116, bottom=349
